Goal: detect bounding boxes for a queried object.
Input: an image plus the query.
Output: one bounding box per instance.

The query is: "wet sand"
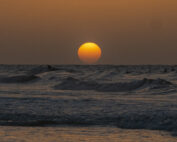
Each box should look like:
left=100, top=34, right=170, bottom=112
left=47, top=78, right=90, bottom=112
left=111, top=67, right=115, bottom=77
left=0, top=126, right=176, bottom=142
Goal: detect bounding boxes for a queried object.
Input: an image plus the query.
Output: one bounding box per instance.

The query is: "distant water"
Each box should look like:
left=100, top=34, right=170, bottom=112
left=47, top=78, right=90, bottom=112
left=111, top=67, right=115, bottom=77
left=0, top=65, right=177, bottom=141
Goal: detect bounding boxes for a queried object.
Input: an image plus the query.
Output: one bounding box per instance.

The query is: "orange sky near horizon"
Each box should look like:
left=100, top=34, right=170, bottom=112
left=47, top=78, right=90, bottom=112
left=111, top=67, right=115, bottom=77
left=0, top=0, right=177, bottom=64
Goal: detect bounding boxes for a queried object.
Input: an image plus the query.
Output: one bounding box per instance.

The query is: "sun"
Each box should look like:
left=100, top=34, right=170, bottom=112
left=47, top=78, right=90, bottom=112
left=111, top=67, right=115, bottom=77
left=78, top=42, right=102, bottom=64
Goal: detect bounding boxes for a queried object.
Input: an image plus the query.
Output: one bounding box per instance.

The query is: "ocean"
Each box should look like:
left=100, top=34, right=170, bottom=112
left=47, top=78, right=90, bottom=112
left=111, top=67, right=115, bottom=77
left=0, top=65, right=177, bottom=142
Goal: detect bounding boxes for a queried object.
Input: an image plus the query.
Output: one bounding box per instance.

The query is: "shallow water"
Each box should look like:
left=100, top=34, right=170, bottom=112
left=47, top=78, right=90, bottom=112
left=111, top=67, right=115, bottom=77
left=0, top=126, right=176, bottom=142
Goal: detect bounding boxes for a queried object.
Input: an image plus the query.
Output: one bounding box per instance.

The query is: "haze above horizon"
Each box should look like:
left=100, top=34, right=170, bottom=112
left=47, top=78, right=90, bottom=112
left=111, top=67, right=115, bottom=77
left=0, top=0, right=177, bottom=64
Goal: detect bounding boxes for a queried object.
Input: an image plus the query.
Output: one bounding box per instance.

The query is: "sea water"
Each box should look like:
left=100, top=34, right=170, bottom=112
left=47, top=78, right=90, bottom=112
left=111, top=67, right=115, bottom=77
left=0, top=65, right=177, bottom=141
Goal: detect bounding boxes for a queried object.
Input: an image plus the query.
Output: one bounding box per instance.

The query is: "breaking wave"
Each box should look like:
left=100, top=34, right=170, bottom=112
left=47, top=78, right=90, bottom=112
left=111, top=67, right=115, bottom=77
left=54, top=77, right=174, bottom=92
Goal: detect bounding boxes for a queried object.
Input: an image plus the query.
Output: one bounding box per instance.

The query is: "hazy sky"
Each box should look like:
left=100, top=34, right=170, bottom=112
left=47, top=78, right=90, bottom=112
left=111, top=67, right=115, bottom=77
left=0, top=0, right=177, bottom=64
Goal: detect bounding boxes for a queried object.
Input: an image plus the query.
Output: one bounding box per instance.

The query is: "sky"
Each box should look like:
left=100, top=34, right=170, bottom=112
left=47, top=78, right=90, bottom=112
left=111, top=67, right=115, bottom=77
left=0, top=0, right=177, bottom=64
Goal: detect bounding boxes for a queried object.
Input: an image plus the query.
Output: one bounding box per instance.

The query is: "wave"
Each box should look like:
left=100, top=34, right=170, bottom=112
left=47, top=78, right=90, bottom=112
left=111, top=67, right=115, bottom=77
left=29, top=65, right=58, bottom=75
left=0, top=112, right=176, bottom=133
left=0, top=75, right=40, bottom=83
left=54, top=77, right=174, bottom=92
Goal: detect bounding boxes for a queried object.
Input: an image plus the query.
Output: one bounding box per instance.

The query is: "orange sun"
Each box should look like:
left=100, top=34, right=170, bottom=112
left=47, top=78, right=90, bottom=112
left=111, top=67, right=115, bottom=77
left=78, top=42, right=102, bottom=64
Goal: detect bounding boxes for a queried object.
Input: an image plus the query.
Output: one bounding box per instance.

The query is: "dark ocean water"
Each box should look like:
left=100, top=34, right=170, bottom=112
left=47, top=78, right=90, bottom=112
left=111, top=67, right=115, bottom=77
left=0, top=65, right=177, bottom=140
